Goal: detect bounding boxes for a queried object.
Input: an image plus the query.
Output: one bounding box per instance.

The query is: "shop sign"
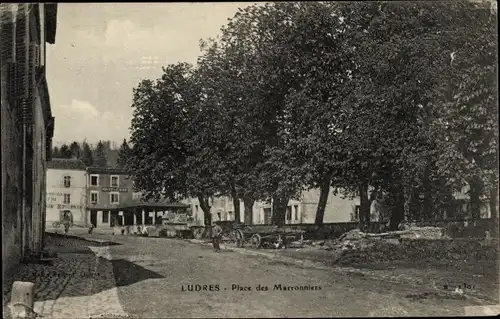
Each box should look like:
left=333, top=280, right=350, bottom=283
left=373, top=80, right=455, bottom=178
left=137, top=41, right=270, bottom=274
left=102, top=187, right=128, bottom=193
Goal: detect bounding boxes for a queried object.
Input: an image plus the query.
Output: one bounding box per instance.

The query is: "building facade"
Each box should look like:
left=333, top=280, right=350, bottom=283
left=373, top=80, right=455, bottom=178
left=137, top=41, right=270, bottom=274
left=85, top=173, right=189, bottom=230
left=450, top=183, right=498, bottom=219
left=1, top=3, right=57, bottom=274
left=186, top=179, right=500, bottom=226
left=85, top=167, right=134, bottom=228
left=185, top=187, right=361, bottom=226
left=46, top=159, right=87, bottom=227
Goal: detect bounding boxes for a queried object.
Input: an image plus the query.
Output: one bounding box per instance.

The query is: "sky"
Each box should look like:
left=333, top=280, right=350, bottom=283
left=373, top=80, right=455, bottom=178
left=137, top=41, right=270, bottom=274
left=47, top=3, right=256, bottom=147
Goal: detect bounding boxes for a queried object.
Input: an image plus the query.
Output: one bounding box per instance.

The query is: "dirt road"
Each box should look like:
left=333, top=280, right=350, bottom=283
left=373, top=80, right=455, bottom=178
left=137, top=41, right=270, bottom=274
left=96, top=235, right=482, bottom=317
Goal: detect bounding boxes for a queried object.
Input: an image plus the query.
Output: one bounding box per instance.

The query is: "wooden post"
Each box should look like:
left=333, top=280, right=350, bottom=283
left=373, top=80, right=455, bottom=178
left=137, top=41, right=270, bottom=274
left=9, top=281, right=35, bottom=318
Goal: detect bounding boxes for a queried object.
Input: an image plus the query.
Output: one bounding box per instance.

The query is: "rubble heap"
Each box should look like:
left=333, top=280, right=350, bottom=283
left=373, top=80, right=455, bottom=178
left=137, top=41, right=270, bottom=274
left=317, top=226, right=446, bottom=253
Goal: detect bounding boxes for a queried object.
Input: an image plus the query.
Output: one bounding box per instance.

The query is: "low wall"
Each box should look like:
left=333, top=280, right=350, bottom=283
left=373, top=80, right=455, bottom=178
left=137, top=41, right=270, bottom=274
left=284, top=223, right=386, bottom=240
left=191, top=222, right=386, bottom=240
left=191, top=218, right=498, bottom=240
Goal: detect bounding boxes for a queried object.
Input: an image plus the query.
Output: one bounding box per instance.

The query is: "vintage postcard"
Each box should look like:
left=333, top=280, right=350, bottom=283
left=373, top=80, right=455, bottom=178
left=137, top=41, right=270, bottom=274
left=1, top=1, right=499, bottom=318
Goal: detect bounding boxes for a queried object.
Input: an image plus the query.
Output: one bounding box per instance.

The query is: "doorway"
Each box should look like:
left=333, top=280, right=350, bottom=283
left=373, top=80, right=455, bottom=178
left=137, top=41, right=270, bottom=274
left=264, top=208, right=272, bottom=225
left=90, top=210, right=97, bottom=227
left=124, top=210, right=134, bottom=225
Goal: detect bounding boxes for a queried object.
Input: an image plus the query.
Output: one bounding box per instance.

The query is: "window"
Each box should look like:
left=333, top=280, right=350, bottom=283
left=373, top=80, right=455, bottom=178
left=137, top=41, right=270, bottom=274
left=286, top=206, right=292, bottom=220
left=63, top=176, right=71, bottom=188
left=102, top=211, right=109, bottom=223
left=90, top=174, right=99, bottom=186
left=110, top=175, right=119, bottom=187
left=294, top=205, right=299, bottom=220
left=63, top=194, right=71, bottom=204
left=195, top=205, right=199, bottom=213
left=90, top=191, right=99, bottom=204
left=110, top=192, right=119, bottom=204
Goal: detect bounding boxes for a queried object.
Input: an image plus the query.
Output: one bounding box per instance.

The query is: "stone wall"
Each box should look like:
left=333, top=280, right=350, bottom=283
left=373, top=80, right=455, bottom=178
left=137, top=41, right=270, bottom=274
left=1, top=66, right=23, bottom=275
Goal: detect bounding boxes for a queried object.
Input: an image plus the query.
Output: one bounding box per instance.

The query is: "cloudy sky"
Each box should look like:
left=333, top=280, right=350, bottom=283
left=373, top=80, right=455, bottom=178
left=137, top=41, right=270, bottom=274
left=46, top=3, right=255, bottom=146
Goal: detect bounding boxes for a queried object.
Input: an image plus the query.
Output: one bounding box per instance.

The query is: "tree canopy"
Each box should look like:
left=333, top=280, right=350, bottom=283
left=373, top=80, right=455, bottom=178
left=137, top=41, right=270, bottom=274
left=93, top=141, right=108, bottom=167
left=125, top=1, right=498, bottom=226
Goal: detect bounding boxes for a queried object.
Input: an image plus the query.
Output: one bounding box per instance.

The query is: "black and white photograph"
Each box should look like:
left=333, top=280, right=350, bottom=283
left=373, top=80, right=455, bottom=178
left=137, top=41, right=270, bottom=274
left=1, top=1, right=499, bottom=318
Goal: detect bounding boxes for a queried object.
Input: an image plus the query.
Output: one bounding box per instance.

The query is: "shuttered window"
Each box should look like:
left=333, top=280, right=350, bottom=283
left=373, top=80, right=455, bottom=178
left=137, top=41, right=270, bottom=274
left=0, top=5, right=15, bottom=63
left=63, top=176, right=71, bottom=188
left=16, top=5, right=30, bottom=123
left=1, top=5, right=17, bottom=108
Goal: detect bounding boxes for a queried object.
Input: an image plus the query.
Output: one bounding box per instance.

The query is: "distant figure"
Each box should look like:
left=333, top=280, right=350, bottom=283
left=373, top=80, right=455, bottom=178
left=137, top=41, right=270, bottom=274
left=62, top=211, right=72, bottom=237
left=212, top=221, right=223, bottom=253
left=88, top=223, right=95, bottom=234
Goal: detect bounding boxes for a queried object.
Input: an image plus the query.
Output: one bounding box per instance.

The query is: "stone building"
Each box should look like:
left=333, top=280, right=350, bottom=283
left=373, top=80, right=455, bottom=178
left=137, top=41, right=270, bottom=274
left=46, top=159, right=88, bottom=227
left=1, top=3, right=57, bottom=274
left=185, top=180, right=499, bottom=226
left=85, top=167, right=134, bottom=228
left=185, top=187, right=360, bottom=226
left=85, top=169, right=189, bottom=231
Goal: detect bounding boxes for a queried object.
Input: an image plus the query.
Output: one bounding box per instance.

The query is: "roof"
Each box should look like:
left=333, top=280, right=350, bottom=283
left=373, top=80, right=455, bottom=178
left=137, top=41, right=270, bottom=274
left=47, top=158, right=86, bottom=170
left=129, top=192, right=191, bottom=208
left=127, top=198, right=190, bottom=209
left=91, top=199, right=189, bottom=210
left=40, top=74, right=53, bottom=132
left=45, top=3, right=57, bottom=44
left=86, top=167, right=129, bottom=175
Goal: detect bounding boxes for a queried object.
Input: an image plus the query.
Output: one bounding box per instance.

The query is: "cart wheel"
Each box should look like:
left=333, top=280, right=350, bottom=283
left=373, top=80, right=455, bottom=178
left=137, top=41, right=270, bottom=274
left=251, top=234, right=262, bottom=249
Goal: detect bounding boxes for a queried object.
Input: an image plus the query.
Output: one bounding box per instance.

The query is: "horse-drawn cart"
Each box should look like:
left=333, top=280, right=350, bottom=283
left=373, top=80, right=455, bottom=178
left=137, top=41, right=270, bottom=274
left=231, top=225, right=305, bottom=249
left=190, top=222, right=306, bottom=249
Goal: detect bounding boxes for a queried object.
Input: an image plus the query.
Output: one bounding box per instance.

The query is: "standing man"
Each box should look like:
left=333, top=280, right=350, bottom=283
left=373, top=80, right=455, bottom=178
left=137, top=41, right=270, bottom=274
left=212, top=221, right=223, bottom=253
left=62, top=211, right=72, bottom=238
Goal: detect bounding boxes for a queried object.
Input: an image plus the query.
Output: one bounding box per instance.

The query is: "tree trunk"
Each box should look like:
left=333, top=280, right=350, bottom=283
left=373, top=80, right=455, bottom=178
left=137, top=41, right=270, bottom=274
left=422, top=167, right=432, bottom=221
left=271, top=196, right=288, bottom=226
left=388, top=187, right=405, bottom=231
left=409, top=187, right=420, bottom=222
left=490, top=177, right=498, bottom=219
left=315, top=173, right=332, bottom=226
left=198, top=194, right=212, bottom=237
left=358, top=183, right=371, bottom=230
left=469, top=176, right=483, bottom=220
left=243, top=196, right=254, bottom=225
left=231, top=185, right=241, bottom=223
